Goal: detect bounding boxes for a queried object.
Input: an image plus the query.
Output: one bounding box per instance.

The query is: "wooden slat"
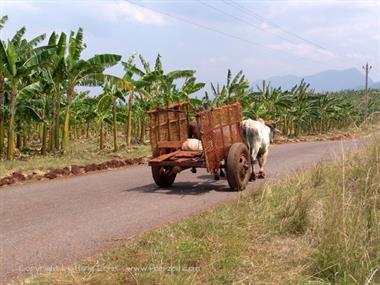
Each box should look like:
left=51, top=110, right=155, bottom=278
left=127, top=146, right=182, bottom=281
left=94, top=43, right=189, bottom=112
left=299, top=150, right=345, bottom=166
left=147, top=101, right=190, bottom=114
left=173, top=150, right=202, bottom=158
left=166, top=102, right=171, bottom=141
left=186, top=97, right=190, bottom=135
left=226, top=104, right=233, bottom=146
left=149, top=150, right=202, bottom=165
left=149, top=150, right=182, bottom=163
left=175, top=158, right=194, bottom=163
left=147, top=118, right=188, bottom=130
left=149, top=160, right=205, bottom=167
left=156, top=102, right=161, bottom=152
left=157, top=141, right=183, bottom=149
left=177, top=99, right=182, bottom=141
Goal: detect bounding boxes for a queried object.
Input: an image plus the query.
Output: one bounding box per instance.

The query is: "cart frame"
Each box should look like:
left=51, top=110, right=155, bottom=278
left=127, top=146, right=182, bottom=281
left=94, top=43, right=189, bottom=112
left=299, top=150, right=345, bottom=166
left=147, top=98, right=251, bottom=190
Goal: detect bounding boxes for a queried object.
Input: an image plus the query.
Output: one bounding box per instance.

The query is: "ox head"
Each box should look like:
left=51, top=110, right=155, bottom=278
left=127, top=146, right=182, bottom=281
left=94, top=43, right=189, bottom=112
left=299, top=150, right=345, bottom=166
left=264, top=119, right=281, bottom=143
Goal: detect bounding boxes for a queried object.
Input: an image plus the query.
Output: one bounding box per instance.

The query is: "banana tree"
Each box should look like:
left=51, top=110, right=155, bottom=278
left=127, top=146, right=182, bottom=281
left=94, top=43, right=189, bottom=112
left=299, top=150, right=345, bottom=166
left=95, top=92, right=112, bottom=150
left=15, top=87, right=45, bottom=151
left=96, top=85, right=126, bottom=151
left=0, top=32, right=50, bottom=159
left=40, top=31, right=67, bottom=151
left=309, top=93, right=336, bottom=133
left=208, top=69, right=250, bottom=107
left=121, top=53, right=205, bottom=145
left=61, top=28, right=121, bottom=152
left=0, top=15, right=8, bottom=158
left=288, top=80, right=312, bottom=136
left=241, top=81, right=293, bottom=134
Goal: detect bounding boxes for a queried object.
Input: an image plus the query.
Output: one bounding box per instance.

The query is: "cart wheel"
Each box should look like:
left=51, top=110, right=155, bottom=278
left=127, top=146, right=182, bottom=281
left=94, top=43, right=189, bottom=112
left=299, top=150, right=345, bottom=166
left=151, top=166, right=176, bottom=187
left=226, top=143, right=251, bottom=191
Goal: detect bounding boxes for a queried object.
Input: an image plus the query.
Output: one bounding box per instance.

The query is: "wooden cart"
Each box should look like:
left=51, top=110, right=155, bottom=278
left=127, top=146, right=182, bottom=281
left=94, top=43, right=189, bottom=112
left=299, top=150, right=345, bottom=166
left=147, top=98, right=251, bottom=191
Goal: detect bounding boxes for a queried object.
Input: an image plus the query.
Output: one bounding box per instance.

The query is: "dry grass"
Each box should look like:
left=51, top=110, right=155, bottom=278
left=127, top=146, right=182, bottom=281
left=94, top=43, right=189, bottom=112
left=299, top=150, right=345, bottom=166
left=17, top=137, right=380, bottom=285
left=274, top=123, right=380, bottom=144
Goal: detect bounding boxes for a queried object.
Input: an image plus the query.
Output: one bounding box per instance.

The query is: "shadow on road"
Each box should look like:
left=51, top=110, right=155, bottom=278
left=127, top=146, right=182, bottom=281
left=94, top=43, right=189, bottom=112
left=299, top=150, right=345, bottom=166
left=125, top=175, right=231, bottom=195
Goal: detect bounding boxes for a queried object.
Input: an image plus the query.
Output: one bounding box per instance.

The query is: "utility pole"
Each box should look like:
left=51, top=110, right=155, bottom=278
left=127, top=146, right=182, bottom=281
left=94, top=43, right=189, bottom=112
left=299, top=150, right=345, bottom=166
left=362, top=62, right=372, bottom=118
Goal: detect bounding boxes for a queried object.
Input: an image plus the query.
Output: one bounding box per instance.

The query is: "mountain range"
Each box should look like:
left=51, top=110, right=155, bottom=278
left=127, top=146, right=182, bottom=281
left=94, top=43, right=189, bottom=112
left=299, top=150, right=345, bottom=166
left=253, top=68, right=379, bottom=92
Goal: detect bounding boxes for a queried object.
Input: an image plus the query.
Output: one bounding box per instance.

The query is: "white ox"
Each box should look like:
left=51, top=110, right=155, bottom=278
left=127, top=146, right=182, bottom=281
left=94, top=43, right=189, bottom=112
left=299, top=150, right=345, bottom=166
left=241, top=118, right=280, bottom=180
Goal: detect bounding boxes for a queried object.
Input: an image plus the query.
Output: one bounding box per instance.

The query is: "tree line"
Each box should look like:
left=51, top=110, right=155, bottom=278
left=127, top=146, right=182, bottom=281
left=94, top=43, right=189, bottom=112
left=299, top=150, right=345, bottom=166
left=1, top=16, right=378, bottom=160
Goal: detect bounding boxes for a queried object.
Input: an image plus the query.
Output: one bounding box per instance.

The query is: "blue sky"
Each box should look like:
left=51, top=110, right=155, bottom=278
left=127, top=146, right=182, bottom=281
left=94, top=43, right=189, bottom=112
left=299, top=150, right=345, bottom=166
left=1, top=0, right=379, bottom=88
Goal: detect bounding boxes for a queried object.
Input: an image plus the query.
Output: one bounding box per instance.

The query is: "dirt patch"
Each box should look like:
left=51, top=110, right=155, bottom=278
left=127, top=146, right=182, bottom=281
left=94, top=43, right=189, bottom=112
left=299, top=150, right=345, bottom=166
left=12, top=172, right=26, bottom=181
left=71, top=165, right=83, bottom=175
left=0, top=157, right=147, bottom=189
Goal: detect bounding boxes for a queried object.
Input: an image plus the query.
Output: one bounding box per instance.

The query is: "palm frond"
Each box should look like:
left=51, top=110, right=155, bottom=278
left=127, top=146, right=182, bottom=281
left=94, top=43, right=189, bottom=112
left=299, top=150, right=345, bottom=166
left=87, top=54, right=121, bottom=68
left=139, top=54, right=151, bottom=73
left=0, top=15, right=8, bottom=30
left=11, top=27, right=26, bottom=46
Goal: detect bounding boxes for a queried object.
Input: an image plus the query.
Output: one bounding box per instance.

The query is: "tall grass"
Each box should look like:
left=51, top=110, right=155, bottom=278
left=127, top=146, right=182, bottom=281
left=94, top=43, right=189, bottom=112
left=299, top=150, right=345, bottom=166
left=309, top=140, right=380, bottom=284
left=258, top=138, right=380, bottom=284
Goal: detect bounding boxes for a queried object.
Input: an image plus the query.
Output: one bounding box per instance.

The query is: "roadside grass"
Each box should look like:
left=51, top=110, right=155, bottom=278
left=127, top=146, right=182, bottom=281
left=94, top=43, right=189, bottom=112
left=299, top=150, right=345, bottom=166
left=0, top=139, right=150, bottom=177
left=274, top=123, right=380, bottom=144
left=20, top=137, right=380, bottom=285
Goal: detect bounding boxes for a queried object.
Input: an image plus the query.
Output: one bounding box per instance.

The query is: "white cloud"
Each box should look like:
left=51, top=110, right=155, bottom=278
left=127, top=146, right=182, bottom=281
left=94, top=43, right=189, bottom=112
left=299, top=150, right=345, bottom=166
left=208, top=55, right=229, bottom=64
left=260, top=21, right=269, bottom=30
left=269, top=42, right=336, bottom=61
left=346, top=52, right=366, bottom=61
left=0, top=1, right=41, bottom=15
left=104, top=1, right=169, bottom=26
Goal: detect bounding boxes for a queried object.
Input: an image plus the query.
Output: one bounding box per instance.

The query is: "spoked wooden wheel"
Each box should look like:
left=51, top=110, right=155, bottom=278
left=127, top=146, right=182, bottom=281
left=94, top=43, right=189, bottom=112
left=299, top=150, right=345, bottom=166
left=151, top=166, right=176, bottom=187
left=226, top=143, right=251, bottom=191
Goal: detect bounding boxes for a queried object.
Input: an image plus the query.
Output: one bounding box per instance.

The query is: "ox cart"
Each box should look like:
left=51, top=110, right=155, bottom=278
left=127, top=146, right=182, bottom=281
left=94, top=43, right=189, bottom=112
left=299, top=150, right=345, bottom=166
left=147, top=98, right=251, bottom=191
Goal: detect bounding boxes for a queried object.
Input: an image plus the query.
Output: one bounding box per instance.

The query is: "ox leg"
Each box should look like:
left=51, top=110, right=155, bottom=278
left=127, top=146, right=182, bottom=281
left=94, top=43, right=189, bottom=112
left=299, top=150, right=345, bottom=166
left=214, top=160, right=225, bottom=180
left=257, top=151, right=268, bottom=179
left=249, top=152, right=256, bottom=181
left=214, top=169, right=220, bottom=180
left=249, top=146, right=260, bottom=181
left=250, top=157, right=256, bottom=181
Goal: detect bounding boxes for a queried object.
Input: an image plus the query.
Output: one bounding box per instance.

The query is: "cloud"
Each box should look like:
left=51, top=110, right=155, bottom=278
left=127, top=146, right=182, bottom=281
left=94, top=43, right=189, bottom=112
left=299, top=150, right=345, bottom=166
left=208, top=55, right=229, bottom=64
left=269, top=42, right=336, bottom=61
left=346, top=52, right=366, bottom=62
left=104, top=1, right=169, bottom=26
left=0, top=0, right=41, bottom=15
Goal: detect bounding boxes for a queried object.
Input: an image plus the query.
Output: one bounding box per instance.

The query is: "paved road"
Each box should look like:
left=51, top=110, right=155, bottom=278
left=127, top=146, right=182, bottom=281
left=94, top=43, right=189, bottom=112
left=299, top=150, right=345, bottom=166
left=0, top=139, right=363, bottom=284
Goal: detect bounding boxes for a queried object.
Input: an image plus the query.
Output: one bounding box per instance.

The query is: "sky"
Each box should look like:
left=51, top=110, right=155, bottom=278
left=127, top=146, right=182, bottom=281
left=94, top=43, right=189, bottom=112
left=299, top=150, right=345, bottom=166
left=1, top=0, right=380, bottom=90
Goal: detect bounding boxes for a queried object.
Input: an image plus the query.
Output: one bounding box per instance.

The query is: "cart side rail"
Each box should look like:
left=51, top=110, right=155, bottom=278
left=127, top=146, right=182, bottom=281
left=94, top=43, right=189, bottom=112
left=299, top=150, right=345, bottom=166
left=147, top=98, right=190, bottom=157
left=197, top=102, right=243, bottom=172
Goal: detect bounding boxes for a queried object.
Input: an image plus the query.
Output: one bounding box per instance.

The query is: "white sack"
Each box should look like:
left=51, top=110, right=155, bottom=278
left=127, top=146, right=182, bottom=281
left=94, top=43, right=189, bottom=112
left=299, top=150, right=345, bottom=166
left=182, top=138, right=203, bottom=151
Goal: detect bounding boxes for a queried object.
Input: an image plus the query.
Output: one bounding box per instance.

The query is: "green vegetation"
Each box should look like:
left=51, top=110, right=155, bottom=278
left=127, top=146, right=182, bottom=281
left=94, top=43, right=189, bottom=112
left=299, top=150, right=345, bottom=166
left=23, top=138, right=379, bottom=284
left=1, top=16, right=379, bottom=167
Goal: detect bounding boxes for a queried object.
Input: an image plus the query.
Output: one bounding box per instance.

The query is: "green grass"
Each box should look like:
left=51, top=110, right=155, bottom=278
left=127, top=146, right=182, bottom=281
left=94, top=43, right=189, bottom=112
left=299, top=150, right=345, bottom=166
left=0, top=139, right=150, bottom=177
left=19, top=137, right=380, bottom=284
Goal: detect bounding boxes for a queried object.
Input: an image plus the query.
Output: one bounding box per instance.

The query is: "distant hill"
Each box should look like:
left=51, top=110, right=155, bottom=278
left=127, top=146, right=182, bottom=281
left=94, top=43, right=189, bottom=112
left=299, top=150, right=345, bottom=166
left=253, top=68, right=375, bottom=92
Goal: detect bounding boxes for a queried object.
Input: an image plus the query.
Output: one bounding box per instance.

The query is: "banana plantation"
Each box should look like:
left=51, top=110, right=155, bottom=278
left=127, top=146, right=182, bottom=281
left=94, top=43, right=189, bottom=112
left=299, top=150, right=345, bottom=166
left=1, top=16, right=378, bottom=161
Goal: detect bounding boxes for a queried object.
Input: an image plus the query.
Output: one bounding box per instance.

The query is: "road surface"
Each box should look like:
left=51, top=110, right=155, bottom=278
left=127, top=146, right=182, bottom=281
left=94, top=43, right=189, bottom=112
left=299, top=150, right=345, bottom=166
left=0, top=139, right=363, bottom=284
